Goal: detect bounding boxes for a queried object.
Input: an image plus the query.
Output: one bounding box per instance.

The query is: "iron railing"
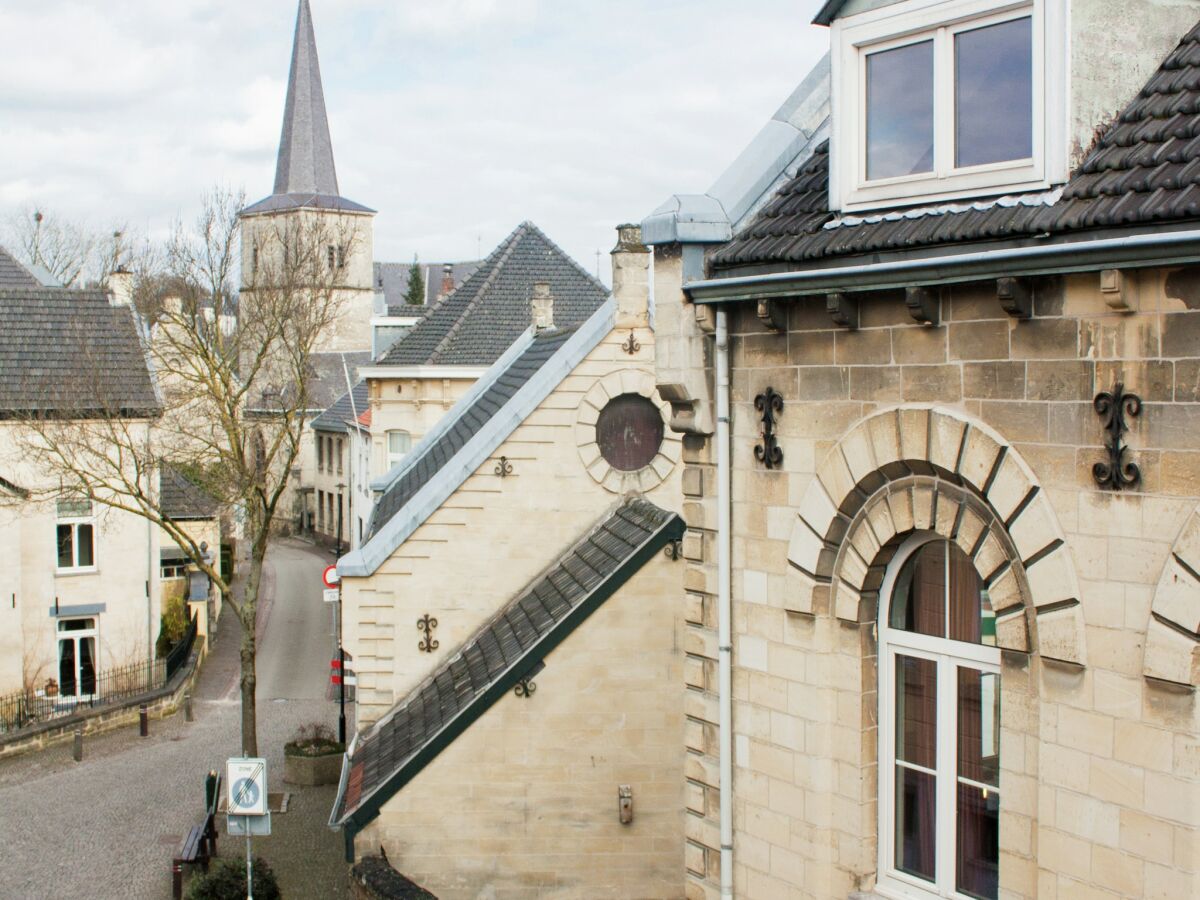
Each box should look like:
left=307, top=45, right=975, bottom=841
left=0, top=613, right=197, bottom=736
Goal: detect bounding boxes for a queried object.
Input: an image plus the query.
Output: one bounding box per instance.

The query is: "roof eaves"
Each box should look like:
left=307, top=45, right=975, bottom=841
left=339, top=299, right=616, bottom=578
left=330, top=502, right=686, bottom=839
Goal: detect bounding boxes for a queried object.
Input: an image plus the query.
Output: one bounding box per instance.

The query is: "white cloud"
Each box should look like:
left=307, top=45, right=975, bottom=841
left=0, top=0, right=830, bottom=281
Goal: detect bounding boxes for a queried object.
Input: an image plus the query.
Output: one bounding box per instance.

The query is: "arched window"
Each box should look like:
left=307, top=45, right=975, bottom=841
left=879, top=533, right=1000, bottom=900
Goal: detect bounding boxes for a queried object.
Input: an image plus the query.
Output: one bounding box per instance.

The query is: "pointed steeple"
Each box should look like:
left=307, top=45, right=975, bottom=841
left=275, top=0, right=338, bottom=196
left=242, top=1, right=373, bottom=216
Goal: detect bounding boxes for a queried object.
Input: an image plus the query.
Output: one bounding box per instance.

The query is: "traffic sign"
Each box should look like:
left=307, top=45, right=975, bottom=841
left=227, top=812, right=272, bottom=836
left=323, top=588, right=339, bottom=604
left=322, top=565, right=339, bottom=588
left=227, top=757, right=268, bottom=816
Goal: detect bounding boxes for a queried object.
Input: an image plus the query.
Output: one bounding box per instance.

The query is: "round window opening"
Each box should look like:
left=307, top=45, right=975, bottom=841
left=595, top=393, right=664, bottom=472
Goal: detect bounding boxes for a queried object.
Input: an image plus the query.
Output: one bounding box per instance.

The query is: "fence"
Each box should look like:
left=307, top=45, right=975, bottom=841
left=0, top=613, right=197, bottom=736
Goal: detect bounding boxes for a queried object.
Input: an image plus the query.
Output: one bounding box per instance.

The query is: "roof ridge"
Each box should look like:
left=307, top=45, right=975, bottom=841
left=425, top=224, right=528, bottom=364
left=517, top=220, right=609, bottom=294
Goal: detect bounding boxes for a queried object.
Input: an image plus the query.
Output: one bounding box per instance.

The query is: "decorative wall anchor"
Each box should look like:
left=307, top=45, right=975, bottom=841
left=417, top=614, right=439, bottom=653
left=494, top=456, right=514, bottom=478
left=514, top=661, right=544, bottom=697
left=754, top=387, right=784, bottom=470
left=1093, top=381, right=1141, bottom=490
left=622, top=330, right=641, bottom=355
left=663, top=540, right=683, bottom=561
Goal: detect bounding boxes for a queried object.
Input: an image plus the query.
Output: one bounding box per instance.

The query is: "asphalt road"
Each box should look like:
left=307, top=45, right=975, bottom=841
left=0, top=538, right=349, bottom=900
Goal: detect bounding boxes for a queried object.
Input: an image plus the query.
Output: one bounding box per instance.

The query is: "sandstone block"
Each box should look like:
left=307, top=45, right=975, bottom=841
left=902, top=364, right=963, bottom=402
left=963, top=360, right=1026, bottom=399
left=950, top=319, right=1009, bottom=360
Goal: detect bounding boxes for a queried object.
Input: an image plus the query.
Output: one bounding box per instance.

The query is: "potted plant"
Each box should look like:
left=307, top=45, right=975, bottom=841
left=283, top=722, right=344, bottom=786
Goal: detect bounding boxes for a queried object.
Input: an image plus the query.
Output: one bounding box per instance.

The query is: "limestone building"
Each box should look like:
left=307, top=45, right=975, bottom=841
left=0, top=249, right=163, bottom=707
left=642, top=2, right=1200, bottom=898
left=329, top=228, right=690, bottom=896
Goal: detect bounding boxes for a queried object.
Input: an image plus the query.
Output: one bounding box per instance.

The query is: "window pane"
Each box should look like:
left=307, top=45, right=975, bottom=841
left=958, top=668, right=1000, bottom=787
left=957, top=782, right=1000, bottom=899
left=948, top=543, right=989, bottom=644
left=57, top=524, right=74, bottom=568
left=955, top=17, right=1033, bottom=168
left=890, top=542, right=946, bottom=637
left=896, top=765, right=937, bottom=882
left=896, top=654, right=937, bottom=769
left=388, top=431, right=411, bottom=455
left=866, top=40, right=934, bottom=179
left=58, top=639, right=76, bottom=697
left=79, top=637, right=97, bottom=696
left=76, top=524, right=94, bottom=567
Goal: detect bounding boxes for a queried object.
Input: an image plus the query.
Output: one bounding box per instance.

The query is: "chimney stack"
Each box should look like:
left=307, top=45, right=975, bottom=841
left=531, top=281, right=555, bottom=332
left=611, top=224, right=650, bottom=329
left=440, top=263, right=455, bottom=299
left=107, top=268, right=134, bottom=308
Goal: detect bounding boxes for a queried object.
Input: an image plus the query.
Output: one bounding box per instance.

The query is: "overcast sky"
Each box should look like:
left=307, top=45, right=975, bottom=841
left=0, top=0, right=829, bottom=283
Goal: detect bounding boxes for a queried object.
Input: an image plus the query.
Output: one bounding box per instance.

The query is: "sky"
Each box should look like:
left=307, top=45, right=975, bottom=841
left=0, top=0, right=829, bottom=284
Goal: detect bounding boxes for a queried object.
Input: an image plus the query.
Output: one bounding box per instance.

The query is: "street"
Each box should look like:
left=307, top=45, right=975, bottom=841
left=0, top=539, right=349, bottom=900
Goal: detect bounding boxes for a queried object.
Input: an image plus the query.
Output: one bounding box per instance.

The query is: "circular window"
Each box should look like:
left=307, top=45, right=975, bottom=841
left=595, top=393, right=664, bottom=472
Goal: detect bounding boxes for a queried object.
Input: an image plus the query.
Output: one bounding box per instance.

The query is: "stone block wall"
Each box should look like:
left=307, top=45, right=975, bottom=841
left=675, top=269, right=1200, bottom=899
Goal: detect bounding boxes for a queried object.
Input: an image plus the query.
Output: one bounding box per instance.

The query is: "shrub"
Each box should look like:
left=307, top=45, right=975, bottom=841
left=156, top=591, right=190, bottom=658
left=284, top=721, right=344, bottom=757
left=185, top=857, right=280, bottom=900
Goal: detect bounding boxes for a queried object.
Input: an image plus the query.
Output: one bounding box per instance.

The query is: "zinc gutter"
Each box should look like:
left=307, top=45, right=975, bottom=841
left=686, top=228, right=1200, bottom=303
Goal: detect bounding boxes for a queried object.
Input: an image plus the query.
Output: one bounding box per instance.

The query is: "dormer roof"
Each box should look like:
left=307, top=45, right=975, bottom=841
left=710, top=19, right=1200, bottom=274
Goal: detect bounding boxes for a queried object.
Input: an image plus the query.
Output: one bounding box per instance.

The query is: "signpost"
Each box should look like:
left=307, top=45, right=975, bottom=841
left=227, top=757, right=269, bottom=899
left=322, top=565, right=347, bottom=744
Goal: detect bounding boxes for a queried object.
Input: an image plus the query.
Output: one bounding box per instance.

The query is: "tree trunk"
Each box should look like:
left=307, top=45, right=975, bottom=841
left=238, top=549, right=265, bottom=756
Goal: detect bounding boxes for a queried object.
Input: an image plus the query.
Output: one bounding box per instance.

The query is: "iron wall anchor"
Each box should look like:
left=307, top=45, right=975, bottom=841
left=1093, top=381, right=1141, bottom=490
left=754, top=387, right=784, bottom=470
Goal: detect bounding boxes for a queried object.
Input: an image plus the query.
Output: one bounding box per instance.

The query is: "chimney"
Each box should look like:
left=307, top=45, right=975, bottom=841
left=107, top=268, right=134, bottom=308
left=440, top=263, right=455, bottom=299
left=531, top=281, right=555, bottom=332
left=611, top=224, right=650, bottom=329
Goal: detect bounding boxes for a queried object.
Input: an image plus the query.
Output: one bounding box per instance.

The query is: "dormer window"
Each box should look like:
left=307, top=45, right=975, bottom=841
left=831, top=0, right=1066, bottom=212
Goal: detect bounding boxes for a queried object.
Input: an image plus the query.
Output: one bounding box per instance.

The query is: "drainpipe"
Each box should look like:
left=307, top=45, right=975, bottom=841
left=715, top=307, right=733, bottom=898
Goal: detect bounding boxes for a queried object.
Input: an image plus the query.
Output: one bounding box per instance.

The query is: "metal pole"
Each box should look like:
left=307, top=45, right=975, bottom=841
left=245, top=831, right=253, bottom=900
left=338, top=579, right=346, bottom=745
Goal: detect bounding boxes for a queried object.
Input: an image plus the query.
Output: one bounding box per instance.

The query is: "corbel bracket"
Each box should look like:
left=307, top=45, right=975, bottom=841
left=826, top=292, right=859, bottom=330
left=905, top=286, right=939, bottom=325
left=997, top=277, right=1033, bottom=319
left=756, top=299, right=785, bottom=333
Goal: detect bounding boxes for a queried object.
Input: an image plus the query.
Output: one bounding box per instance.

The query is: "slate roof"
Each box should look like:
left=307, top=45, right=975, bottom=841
left=0, top=247, right=38, bottom=288
left=374, top=260, right=481, bottom=311
left=331, top=497, right=685, bottom=830
left=376, top=222, right=608, bottom=367
left=241, top=1, right=372, bottom=217
left=0, top=286, right=159, bottom=419
left=313, top=380, right=369, bottom=433
left=306, top=351, right=371, bottom=413
left=367, top=326, right=576, bottom=537
left=162, top=468, right=218, bottom=521
left=711, top=20, right=1200, bottom=272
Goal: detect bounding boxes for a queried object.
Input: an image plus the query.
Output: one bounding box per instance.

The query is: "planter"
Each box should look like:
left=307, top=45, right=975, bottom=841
left=283, top=748, right=343, bottom=786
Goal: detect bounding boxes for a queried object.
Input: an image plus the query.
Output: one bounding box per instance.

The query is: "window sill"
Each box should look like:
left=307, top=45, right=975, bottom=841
left=55, top=567, right=99, bottom=577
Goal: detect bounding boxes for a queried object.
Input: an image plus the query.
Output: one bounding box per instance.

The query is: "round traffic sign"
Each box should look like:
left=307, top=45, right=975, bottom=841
left=232, top=776, right=260, bottom=811
left=323, top=565, right=339, bottom=588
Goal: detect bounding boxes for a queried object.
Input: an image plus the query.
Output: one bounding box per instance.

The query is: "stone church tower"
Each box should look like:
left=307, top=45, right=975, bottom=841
left=239, top=0, right=375, bottom=353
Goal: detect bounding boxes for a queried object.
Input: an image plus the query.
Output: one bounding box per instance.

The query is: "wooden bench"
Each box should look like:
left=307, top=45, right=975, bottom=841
left=171, top=772, right=221, bottom=899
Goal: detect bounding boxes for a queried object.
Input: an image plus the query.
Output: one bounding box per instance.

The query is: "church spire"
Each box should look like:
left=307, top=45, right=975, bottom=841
left=274, top=0, right=338, bottom=197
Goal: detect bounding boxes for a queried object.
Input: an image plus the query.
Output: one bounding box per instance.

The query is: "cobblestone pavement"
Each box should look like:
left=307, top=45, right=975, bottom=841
left=0, top=539, right=351, bottom=900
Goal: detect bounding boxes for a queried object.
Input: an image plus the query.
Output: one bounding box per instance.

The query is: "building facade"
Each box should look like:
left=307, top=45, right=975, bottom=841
left=644, top=2, right=1200, bottom=898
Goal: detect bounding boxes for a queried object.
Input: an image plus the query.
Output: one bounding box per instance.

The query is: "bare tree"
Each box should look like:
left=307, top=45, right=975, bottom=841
left=12, top=187, right=358, bottom=755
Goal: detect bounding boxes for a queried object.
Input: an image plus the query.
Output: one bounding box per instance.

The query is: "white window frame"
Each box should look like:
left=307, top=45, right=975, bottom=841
left=877, top=531, right=1002, bottom=900
left=386, top=430, right=412, bottom=471
left=55, top=502, right=97, bottom=575
left=830, top=0, right=1067, bottom=213
left=56, top=616, right=99, bottom=702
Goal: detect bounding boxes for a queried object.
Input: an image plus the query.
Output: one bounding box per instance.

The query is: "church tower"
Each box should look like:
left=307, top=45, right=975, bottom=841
left=240, top=0, right=375, bottom=353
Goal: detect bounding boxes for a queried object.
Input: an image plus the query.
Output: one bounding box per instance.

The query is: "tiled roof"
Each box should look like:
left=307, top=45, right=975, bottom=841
left=367, top=326, right=575, bottom=538
left=331, top=497, right=685, bottom=829
left=374, top=260, right=481, bottom=311
left=306, top=351, right=371, bottom=413
left=0, top=247, right=38, bottom=288
left=711, top=20, right=1200, bottom=271
left=162, top=467, right=218, bottom=521
left=377, top=222, right=608, bottom=367
left=0, top=287, right=159, bottom=419
left=312, top=380, right=369, bottom=433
